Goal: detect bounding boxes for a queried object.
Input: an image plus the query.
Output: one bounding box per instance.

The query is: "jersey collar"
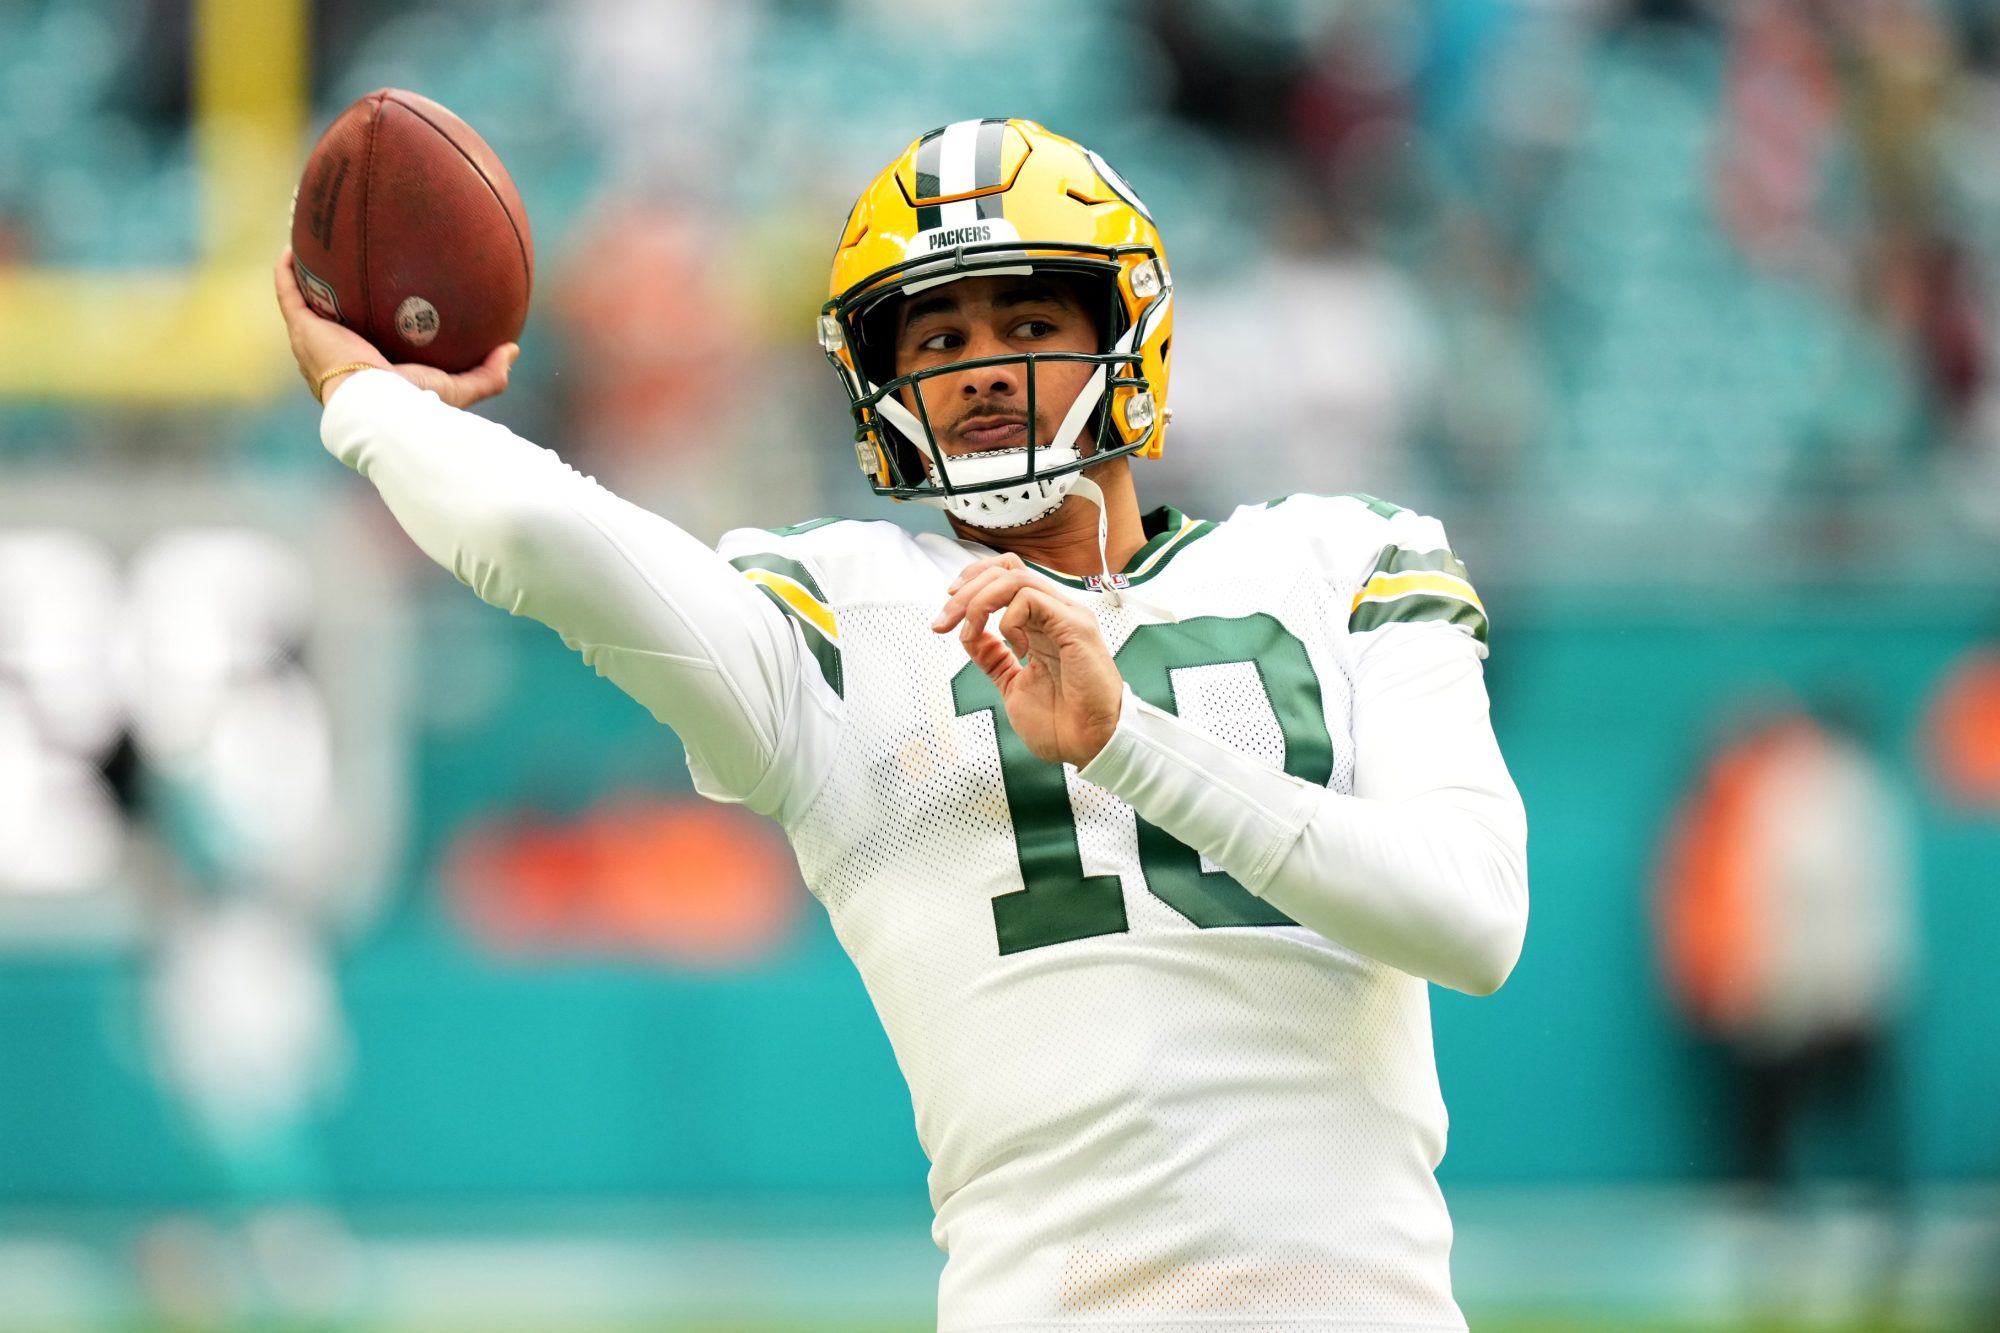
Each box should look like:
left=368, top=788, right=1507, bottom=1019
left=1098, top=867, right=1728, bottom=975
left=1023, top=505, right=1216, bottom=590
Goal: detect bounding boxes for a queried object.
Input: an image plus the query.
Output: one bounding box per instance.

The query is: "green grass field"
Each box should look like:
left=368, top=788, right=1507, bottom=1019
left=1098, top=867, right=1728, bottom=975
left=8, top=1187, right=1992, bottom=1333
left=15, top=1302, right=1966, bottom=1333
left=36, top=1316, right=1969, bottom=1333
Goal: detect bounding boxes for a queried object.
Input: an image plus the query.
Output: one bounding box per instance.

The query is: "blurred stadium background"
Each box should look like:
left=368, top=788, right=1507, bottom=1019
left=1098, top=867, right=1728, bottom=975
left=2, top=0, right=1999, bottom=1328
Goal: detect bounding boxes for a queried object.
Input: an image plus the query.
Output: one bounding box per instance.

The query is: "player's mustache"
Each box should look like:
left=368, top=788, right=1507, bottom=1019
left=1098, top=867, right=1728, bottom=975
left=948, top=402, right=1037, bottom=434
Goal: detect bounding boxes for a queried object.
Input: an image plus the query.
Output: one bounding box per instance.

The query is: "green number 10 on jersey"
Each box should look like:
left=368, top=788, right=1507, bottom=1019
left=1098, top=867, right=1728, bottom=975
left=952, top=613, right=1335, bottom=954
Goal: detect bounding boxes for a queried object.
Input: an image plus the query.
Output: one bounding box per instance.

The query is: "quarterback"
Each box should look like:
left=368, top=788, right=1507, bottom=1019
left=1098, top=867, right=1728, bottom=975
left=276, top=119, right=1528, bottom=1331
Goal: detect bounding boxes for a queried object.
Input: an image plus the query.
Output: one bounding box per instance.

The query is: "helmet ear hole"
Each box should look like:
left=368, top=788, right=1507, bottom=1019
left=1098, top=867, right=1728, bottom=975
left=855, top=305, right=900, bottom=388
left=870, top=411, right=928, bottom=489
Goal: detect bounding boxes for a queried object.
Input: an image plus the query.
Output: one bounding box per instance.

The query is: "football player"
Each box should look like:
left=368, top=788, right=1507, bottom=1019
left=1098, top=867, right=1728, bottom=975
left=276, top=118, right=1528, bottom=1332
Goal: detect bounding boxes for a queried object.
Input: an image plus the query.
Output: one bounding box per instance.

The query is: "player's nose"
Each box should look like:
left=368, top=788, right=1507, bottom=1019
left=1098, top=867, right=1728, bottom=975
left=959, top=327, right=1023, bottom=397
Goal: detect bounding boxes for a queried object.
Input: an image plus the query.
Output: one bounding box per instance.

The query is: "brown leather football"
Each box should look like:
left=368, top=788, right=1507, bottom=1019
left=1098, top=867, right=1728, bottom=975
left=290, top=89, right=533, bottom=373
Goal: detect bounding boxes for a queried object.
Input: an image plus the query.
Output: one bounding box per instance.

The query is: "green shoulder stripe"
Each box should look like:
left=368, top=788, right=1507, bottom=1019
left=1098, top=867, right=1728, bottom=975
left=1349, top=593, right=1489, bottom=645
left=731, top=552, right=830, bottom=604
left=1264, top=492, right=1406, bottom=519
left=728, top=553, right=843, bottom=698
left=1369, top=544, right=1470, bottom=581
left=762, top=516, right=858, bottom=538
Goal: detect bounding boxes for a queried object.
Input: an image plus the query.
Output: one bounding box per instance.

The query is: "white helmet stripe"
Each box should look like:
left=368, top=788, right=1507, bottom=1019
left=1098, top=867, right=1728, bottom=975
left=937, top=120, right=984, bottom=229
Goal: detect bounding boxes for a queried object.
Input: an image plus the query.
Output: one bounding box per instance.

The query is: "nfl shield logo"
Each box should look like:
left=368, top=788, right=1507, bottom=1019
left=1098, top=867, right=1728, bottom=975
left=1083, top=573, right=1131, bottom=592
left=294, top=258, right=343, bottom=321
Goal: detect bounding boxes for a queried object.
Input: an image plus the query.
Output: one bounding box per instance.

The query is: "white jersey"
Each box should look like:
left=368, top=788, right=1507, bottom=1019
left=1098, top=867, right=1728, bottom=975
left=322, top=371, right=1529, bottom=1333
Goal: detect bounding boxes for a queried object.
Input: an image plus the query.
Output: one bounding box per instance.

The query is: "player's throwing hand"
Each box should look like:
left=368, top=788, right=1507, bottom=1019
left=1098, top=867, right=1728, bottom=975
left=273, top=248, right=516, bottom=409
left=933, top=553, right=1124, bottom=767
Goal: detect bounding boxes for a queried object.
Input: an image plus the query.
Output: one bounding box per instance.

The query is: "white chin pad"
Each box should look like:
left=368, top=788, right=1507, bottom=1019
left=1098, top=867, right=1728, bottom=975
left=934, top=445, right=1081, bottom=529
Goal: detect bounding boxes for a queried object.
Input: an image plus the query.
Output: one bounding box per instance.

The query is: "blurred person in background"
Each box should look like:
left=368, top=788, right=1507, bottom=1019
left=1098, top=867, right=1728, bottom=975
left=552, top=201, right=766, bottom=521
left=1714, top=0, right=1987, bottom=443
left=125, top=532, right=359, bottom=1329
left=276, top=118, right=1527, bottom=1331
left=1164, top=179, right=1441, bottom=512
left=0, top=528, right=359, bottom=1326
left=1656, top=692, right=1916, bottom=1323
left=141, top=891, right=352, bottom=1326
left=1146, top=0, right=1448, bottom=509
left=550, top=0, right=839, bottom=536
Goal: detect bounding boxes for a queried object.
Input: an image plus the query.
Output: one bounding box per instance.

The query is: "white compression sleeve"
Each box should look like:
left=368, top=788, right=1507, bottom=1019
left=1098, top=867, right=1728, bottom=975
left=320, top=370, right=839, bottom=821
left=1078, top=624, right=1527, bottom=995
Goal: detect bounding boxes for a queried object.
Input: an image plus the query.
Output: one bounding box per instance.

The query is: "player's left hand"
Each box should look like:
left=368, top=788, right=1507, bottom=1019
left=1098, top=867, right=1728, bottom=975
left=934, top=554, right=1124, bottom=767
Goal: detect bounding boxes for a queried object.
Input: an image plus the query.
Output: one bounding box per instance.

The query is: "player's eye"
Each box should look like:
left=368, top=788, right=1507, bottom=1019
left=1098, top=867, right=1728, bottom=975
left=916, top=330, right=961, bottom=353
left=1013, top=318, right=1058, bottom=339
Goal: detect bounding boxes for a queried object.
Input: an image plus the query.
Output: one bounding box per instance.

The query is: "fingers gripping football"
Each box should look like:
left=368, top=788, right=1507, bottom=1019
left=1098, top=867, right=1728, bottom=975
left=274, top=248, right=516, bottom=409
left=933, top=555, right=1125, bottom=767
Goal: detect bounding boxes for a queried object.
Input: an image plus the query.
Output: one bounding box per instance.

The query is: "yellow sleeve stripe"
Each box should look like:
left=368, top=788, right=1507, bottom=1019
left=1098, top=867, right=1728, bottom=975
left=741, top=569, right=838, bottom=641
left=1350, top=570, right=1484, bottom=615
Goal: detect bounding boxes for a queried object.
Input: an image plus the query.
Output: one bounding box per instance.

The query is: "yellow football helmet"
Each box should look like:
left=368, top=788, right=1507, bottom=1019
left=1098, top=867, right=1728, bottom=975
left=820, top=119, right=1173, bottom=526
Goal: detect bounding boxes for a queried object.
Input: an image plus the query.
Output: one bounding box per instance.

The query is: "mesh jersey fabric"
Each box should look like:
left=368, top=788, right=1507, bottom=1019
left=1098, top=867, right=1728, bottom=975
left=714, top=496, right=1487, bottom=1332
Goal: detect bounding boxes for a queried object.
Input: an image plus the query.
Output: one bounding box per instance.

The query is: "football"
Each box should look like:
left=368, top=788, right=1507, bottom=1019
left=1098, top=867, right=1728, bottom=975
left=290, top=88, right=533, bottom=373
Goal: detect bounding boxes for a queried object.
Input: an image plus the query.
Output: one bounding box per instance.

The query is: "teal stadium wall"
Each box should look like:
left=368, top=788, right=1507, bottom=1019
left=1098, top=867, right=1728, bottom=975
left=1, top=587, right=1995, bottom=1204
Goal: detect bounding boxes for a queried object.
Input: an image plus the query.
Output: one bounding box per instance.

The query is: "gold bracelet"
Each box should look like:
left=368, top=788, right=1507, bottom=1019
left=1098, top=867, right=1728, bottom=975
left=314, top=361, right=381, bottom=404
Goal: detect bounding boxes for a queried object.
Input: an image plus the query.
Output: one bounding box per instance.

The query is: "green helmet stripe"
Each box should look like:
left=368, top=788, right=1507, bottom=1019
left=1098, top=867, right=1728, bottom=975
left=975, top=118, right=1006, bottom=219
left=914, top=127, right=945, bottom=230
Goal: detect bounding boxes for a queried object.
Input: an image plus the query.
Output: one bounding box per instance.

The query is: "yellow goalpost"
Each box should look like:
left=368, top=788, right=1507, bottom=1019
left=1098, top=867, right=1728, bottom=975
left=0, top=0, right=306, bottom=401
